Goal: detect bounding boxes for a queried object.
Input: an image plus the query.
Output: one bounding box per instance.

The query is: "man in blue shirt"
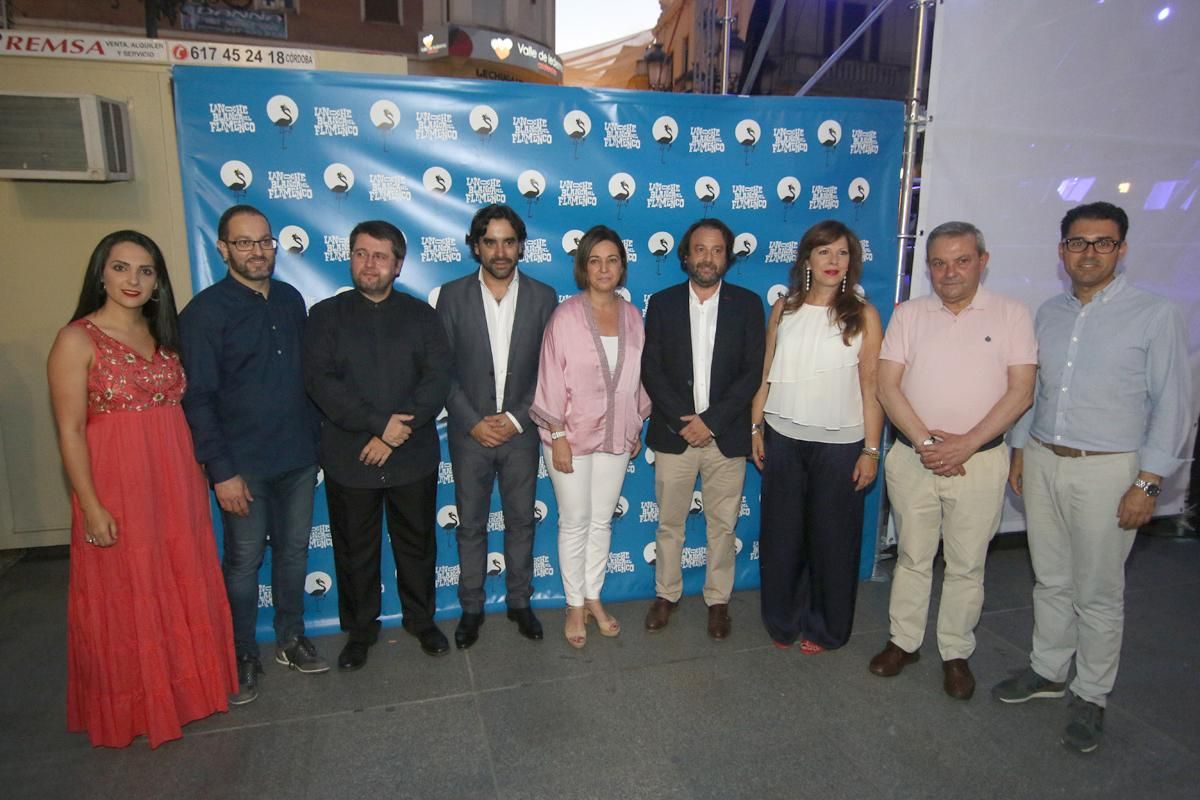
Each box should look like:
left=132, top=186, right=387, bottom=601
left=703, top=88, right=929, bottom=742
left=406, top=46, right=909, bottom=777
left=180, top=204, right=327, bottom=705
left=995, top=202, right=1192, bottom=753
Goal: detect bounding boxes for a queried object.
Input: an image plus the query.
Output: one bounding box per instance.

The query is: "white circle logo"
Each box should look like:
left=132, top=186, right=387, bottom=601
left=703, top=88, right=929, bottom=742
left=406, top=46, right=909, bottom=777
left=643, top=542, right=657, bottom=565
left=486, top=551, right=506, bottom=576
left=436, top=505, right=459, bottom=529
left=323, top=163, right=354, bottom=194
left=423, top=166, right=452, bottom=194
left=279, top=225, right=309, bottom=254
left=305, top=571, right=333, bottom=597
left=469, top=104, right=499, bottom=136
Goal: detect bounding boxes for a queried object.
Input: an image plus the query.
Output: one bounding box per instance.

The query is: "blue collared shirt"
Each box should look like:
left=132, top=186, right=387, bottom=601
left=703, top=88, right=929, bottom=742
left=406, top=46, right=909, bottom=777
left=179, top=274, right=319, bottom=484
left=1010, top=274, right=1191, bottom=477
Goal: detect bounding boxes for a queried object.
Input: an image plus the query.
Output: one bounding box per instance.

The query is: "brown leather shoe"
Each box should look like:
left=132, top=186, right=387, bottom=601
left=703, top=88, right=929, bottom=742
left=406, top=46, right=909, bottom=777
left=868, top=641, right=920, bottom=677
left=942, top=658, right=975, bottom=700
left=707, top=603, right=731, bottom=640
left=644, top=597, right=678, bottom=632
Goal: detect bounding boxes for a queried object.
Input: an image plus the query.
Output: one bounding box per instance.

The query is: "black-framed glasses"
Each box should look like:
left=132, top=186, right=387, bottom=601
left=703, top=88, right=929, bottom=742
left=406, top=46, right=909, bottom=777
left=1062, top=237, right=1122, bottom=254
left=223, top=237, right=279, bottom=252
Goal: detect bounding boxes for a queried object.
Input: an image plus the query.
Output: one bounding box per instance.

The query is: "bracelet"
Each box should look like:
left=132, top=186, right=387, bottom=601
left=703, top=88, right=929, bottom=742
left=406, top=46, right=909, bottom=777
left=861, top=447, right=880, bottom=461
left=751, top=422, right=764, bottom=435
left=550, top=430, right=567, bottom=440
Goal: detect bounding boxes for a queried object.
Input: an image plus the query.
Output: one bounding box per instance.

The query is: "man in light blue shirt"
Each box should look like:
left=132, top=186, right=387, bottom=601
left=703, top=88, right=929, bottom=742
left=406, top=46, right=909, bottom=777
left=995, top=202, right=1192, bottom=754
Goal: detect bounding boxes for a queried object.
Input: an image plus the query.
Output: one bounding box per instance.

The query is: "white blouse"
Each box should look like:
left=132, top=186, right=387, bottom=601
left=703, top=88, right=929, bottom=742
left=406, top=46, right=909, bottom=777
left=764, top=303, right=864, bottom=443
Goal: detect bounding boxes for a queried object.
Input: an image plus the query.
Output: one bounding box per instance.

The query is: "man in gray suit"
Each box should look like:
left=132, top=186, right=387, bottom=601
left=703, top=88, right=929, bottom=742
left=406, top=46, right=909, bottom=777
left=437, top=204, right=558, bottom=648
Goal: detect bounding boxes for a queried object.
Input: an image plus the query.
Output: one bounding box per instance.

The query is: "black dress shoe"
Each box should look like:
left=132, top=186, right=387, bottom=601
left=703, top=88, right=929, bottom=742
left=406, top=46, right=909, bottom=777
left=455, top=612, right=484, bottom=650
left=414, top=625, right=450, bottom=656
left=506, top=607, right=544, bottom=641
left=337, top=641, right=370, bottom=671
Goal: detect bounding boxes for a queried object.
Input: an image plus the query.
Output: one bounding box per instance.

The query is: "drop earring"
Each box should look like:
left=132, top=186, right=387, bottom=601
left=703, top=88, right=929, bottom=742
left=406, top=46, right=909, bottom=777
left=804, top=266, right=811, bottom=292
left=841, top=275, right=847, bottom=294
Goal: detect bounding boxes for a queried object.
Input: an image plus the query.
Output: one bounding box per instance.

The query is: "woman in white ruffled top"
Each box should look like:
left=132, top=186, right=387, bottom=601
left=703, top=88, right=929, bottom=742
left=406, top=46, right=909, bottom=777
left=750, top=220, right=884, bottom=653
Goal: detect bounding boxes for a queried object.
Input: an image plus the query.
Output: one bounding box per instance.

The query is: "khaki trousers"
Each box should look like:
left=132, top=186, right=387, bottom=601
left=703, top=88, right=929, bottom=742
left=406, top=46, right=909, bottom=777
left=653, top=445, right=746, bottom=605
left=1023, top=438, right=1138, bottom=707
left=885, top=442, right=1008, bottom=660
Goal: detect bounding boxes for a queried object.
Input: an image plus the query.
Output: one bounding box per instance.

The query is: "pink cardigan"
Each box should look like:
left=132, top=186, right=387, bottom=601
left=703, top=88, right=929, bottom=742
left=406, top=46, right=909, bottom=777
left=531, top=293, right=652, bottom=455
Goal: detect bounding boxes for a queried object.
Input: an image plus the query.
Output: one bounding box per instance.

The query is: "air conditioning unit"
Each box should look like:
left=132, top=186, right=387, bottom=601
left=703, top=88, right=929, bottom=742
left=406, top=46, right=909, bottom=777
left=0, top=92, right=134, bottom=181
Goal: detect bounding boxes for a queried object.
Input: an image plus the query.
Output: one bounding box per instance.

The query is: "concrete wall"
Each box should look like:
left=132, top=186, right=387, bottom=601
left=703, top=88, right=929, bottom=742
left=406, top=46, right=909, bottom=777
left=0, top=48, right=406, bottom=550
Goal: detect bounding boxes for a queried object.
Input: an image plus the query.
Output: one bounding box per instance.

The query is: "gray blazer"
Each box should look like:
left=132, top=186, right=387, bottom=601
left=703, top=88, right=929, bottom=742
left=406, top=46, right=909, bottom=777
left=436, top=269, right=557, bottom=450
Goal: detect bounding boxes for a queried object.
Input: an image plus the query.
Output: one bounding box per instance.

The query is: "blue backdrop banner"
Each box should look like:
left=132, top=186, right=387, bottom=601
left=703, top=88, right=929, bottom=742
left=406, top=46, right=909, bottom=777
left=172, top=66, right=902, bottom=639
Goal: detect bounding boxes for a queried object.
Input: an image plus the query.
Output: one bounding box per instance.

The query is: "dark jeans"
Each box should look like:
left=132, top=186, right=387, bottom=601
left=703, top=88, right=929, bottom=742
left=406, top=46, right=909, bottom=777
left=758, top=427, right=865, bottom=649
left=220, top=463, right=318, bottom=660
left=324, top=473, right=438, bottom=643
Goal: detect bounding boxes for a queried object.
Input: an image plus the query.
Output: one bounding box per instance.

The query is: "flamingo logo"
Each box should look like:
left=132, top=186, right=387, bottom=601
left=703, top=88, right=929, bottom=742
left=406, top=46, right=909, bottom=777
left=469, top=104, right=499, bottom=148
left=278, top=225, right=309, bottom=255
left=486, top=552, right=507, bottom=577
left=694, top=176, right=720, bottom=217
left=819, top=119, right=842, bottom=165
left=734, top=233, right=758, bottom=260
left=220, top=160, right=253, bottom=199
left=562, top=229, right=584, bottom=256
left=563, top=110, right=591, bottom=159
left=518, top=169, right=546, bottom=217
left=369, top=99, right=400, bottom=151
left=648, top=231, right=674, bottom=275
left=608, top=172, right=636, bottom=220
left=612, top=496, right=629, bottom=520
left=533, top=500, right=549, bottom=524
left=266, top=94, right=298, bottom=150
left=304, top=571, right=333, bottom=598
left=735, top=119, right=761, bottom=165
left=776, top=176, right=801, bottom=221
left=436, top=505, right=459, bottom=530
left=422, top=166, right=453, bottom=194
left=323, top=163, right=354, bottom=211
left=652, top=115, right=678, bottom=162
left=643, top=541, right=657, bottom=566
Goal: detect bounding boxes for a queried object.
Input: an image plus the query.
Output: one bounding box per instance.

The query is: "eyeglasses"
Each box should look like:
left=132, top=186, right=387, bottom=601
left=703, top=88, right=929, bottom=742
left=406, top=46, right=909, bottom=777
left=1062, top=237, right=1122, bottom=254
left=350, top=249, right=395, bottom=265
left=223, top=237, right=279, bottom=252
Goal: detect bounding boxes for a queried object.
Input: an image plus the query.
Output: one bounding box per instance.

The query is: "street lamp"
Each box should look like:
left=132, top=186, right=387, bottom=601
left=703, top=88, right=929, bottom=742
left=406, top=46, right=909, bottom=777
left=643, top=41, right=669, bottom=91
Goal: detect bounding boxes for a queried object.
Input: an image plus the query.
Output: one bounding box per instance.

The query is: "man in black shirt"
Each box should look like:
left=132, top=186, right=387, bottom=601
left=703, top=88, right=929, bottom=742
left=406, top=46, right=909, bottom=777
left=304, top=220, right=452, bottom=669
left=181, top=204, right=327, bottom=706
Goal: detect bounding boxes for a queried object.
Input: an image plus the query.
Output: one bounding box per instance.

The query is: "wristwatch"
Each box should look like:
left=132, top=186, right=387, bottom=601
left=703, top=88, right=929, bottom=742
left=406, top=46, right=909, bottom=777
left=551, top=431, right=568, bottom=441
left=920, top=436, right=939, bottom=447
left=1133, top=478, right=1161, bottom=498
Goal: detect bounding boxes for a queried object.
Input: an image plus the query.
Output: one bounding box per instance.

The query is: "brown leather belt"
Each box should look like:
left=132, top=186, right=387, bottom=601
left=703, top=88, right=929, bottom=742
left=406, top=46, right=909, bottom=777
left=1032, top=436, right=1128, bottom=458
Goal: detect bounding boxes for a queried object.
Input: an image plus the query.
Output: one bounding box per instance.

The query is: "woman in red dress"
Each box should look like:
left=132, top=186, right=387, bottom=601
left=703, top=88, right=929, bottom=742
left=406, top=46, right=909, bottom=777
left=47, top=230, right=237, bottom=748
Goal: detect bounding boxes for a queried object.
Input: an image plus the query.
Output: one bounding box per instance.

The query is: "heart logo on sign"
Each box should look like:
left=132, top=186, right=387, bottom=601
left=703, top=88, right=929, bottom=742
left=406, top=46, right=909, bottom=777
left=422, top=34, right=434, bottom=50
left=491, top=37, right=513, bottom=60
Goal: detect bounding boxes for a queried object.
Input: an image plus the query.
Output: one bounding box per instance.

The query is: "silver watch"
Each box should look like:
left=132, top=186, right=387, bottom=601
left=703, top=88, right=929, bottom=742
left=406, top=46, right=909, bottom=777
left=1133, top=478, right=1160, bottom=498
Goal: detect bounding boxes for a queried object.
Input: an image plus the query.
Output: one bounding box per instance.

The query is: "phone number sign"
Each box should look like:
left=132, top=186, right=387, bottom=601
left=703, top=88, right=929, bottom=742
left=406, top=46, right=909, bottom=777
left=169, top=42, right=314, bottom=69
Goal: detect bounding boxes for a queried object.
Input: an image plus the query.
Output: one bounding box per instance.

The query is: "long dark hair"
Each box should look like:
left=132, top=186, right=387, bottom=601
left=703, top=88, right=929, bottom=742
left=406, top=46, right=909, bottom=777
left=71, top=230, right=181, bottom=352
left=783, top=220, right=865, bottom=345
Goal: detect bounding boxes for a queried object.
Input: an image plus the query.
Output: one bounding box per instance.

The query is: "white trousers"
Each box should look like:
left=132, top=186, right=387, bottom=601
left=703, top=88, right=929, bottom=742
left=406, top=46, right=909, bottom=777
left=544, top=447, right=631, bottom=607
left=1023, top=438, right=1139, bottom=707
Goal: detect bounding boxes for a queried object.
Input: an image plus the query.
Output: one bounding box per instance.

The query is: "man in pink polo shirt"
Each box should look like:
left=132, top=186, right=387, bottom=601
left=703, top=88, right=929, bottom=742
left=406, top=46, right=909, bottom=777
left=869, top=221, right=1037, bottom=700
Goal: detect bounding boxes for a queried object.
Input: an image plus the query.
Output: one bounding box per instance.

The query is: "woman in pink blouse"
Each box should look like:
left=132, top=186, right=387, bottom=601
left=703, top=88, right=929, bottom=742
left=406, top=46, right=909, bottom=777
left=531, top=225, right=651, bottom=648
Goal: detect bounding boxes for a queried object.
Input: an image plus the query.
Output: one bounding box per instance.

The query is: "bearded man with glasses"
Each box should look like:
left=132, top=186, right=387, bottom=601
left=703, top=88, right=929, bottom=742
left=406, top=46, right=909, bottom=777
left=997, top=201, right=1192, bottom=754
left=180, top=204, right=327, bottom=706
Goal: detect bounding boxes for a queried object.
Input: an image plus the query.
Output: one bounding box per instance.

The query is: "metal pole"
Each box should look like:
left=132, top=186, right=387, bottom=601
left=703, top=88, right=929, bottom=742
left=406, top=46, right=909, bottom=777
left=720, top=0, right=734, bottom=95
left=740, top=0, right=788, bottom=95
left=871, top=0, right=935, bottom=582
left=796, top=0, right=897, bottom=96
left=894, top=0, right=934, bottom=305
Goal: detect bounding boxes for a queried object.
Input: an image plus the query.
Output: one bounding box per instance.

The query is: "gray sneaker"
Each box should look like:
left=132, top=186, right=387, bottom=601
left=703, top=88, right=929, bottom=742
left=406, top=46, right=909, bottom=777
left=230, top=656, right=262, bottom=706
left=1061, top=694, right=1104, bottom=753
left=991, top=667, right=1067, bottom=704
left=274, top=635, right=330, bottom=674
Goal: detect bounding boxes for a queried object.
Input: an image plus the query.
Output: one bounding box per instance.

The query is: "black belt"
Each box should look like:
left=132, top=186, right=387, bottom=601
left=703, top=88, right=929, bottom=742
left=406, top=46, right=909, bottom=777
left=893, top=431, right=1005, bottom=452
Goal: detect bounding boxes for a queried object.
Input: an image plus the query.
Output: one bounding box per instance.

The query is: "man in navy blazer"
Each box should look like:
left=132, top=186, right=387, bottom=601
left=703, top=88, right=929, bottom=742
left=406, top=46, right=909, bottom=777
left=641, top=218, right=766, bottom=639
left=437, top=205, right=557, bottom=649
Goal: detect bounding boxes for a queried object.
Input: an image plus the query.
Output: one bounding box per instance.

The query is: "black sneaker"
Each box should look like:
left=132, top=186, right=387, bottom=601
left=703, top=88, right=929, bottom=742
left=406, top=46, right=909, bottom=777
left=1061, top=694, right=1104, bottom=753
left=991, top=667, right=1067, bottom=703
left=274, top=635, right=330, bottom=674
left=230, top=656, right=262, bottom=705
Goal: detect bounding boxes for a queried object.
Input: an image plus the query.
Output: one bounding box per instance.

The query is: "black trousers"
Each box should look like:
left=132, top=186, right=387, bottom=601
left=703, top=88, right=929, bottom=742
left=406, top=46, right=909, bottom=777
left=758, top=426, right=865, bottom=648
left=325, top=473, right=438, bottom=642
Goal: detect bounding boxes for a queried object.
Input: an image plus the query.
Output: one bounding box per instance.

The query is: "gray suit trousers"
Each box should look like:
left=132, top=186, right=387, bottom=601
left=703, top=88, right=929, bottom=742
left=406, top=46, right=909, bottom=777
left=450, top=436, right=539, bottom=612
